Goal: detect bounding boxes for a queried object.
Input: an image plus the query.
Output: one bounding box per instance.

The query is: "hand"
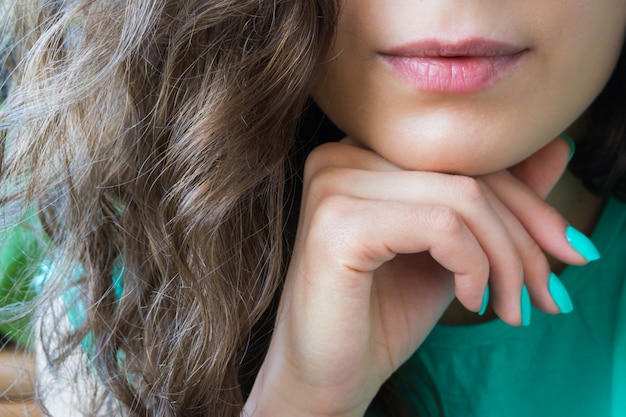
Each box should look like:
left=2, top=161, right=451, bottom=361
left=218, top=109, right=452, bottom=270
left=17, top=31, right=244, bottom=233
left=244, top=136, right=584, bottom=417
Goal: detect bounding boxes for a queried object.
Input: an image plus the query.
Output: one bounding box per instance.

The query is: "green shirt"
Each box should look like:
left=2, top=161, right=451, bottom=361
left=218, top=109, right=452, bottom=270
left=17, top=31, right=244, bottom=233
left=396, top=197, right=626, bottom=416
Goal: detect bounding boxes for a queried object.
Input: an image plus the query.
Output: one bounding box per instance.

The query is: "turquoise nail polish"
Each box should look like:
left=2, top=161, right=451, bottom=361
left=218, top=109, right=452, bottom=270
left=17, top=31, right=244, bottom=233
left=548, top=273, right=574, bottom=314
left=521, top=285, right=531, bottom=326
left=566, top=226, right=600, bottom=262
left=478, top=286, right=489, bottom=316
left=560, top=132, right=576, bottom=162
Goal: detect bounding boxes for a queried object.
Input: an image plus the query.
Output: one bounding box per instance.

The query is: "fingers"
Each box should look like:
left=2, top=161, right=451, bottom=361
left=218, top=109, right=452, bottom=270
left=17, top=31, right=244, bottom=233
left=302, top=138, right=591, bottom=325
left=302, top=148, right=540, bottom=325
left=483, top=169, right=588, bottom=266
left=276, top=197, right=484, bottom=407
left=483, top=134, right=597, bottom=316
left=479, top=183, right=557, bottom=315
left=248, top=136, right=588, bottom=417
left=306, top=169, right=522, bottom=314
left=304, top=197, right=488, bottom=309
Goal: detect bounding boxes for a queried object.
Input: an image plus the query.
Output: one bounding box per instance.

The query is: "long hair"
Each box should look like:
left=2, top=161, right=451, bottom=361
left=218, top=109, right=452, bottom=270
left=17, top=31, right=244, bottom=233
left=569, top=41, right=626, bottom=200
left=2, top=1, right=626, bottom=416
left=1, top=0, right=337, bottom=415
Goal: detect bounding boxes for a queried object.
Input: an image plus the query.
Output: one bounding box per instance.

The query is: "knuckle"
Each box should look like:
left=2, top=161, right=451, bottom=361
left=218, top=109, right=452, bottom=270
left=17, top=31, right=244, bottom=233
left=303, top=142, right=342, bottom=181
left=428, top=205, right=465, bottom=237
left=452, top=176, right=485, bottom=205
left=306, top=166, right=347, bottom=202
left=310, top=195, right=359, bottom=235
left=306, top=196, right=369, bottom=261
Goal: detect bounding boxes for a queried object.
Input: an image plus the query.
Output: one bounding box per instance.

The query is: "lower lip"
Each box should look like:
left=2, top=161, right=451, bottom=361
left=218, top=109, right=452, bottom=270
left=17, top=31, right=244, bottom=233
left=383, top=53, right=525, bottom=93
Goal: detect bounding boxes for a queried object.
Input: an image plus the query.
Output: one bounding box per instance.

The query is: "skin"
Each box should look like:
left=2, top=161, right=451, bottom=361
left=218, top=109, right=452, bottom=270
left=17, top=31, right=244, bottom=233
left=311, top=0, right=626, bottom=175
left=245, top=1, right=626, bottom=416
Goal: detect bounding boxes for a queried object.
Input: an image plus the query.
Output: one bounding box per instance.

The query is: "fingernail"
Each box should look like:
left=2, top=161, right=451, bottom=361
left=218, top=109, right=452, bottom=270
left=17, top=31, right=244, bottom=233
left=548, top=273, right=574, bottom=314
left=566, top=226, right=600, bottom=262
left=478, top=286, right=489, bottom=316
left=521, top=284, right=531, bottom=326
left=561, top=132, right=576, bottom=162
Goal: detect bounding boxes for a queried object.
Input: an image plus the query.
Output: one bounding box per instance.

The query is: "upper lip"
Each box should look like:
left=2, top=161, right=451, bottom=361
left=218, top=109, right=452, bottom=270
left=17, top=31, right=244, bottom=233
left=381, top=38, right=528, bottom=58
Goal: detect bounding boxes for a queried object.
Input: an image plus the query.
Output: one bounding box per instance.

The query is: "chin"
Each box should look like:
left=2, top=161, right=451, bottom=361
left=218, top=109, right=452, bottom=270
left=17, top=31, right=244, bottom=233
left=379, top=145, right=512, bottom=176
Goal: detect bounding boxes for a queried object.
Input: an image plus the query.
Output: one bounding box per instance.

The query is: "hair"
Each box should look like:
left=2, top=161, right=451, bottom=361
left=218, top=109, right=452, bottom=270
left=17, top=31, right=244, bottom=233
left=0, top=1, right=625, bottom=416
left=569, top=41, right=626, bottom=200
left=1, top=0, right=338, bottom=415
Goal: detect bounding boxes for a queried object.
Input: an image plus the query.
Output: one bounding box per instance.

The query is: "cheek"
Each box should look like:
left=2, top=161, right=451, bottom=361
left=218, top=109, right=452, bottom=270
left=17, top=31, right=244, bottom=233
left=543, top=3, right=626, bottom=100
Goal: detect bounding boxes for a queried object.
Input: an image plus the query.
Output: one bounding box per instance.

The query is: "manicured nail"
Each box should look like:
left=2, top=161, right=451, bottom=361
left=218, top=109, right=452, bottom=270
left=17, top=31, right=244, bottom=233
left=478, top=286, right=489, bottom=316
left=566, top=226, right=600, bottom=262
left=521, top=284, right=531, bottom=326
left=561, top=132, right=576, bottom=162
left=548, top=273, right=573, bottom=314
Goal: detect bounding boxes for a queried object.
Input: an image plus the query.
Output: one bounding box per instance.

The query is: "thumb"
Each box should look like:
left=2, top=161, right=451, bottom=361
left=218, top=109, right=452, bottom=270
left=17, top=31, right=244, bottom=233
left=508, top=134, right=575, bottom=199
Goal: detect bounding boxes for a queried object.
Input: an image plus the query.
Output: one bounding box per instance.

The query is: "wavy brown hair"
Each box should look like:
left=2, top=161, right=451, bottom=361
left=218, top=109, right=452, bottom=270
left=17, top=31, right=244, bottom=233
left=2, top=0, right=626, bottom=416
left=1, top=0, right=338, bottom=415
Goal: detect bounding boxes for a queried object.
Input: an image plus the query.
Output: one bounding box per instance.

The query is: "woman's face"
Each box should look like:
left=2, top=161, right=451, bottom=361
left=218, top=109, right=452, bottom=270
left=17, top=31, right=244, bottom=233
left=311, top=1, right=626, bottom=175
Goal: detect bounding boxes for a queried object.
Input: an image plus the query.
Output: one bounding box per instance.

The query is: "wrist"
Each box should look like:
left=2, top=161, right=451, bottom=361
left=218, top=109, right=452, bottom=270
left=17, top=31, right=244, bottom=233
left=242, top=363, right=370, bottom=417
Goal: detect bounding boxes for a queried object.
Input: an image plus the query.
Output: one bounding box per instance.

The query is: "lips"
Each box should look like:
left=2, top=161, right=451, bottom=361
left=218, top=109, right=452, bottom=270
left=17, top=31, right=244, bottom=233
left=380, top=38, right=528, bottom=93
